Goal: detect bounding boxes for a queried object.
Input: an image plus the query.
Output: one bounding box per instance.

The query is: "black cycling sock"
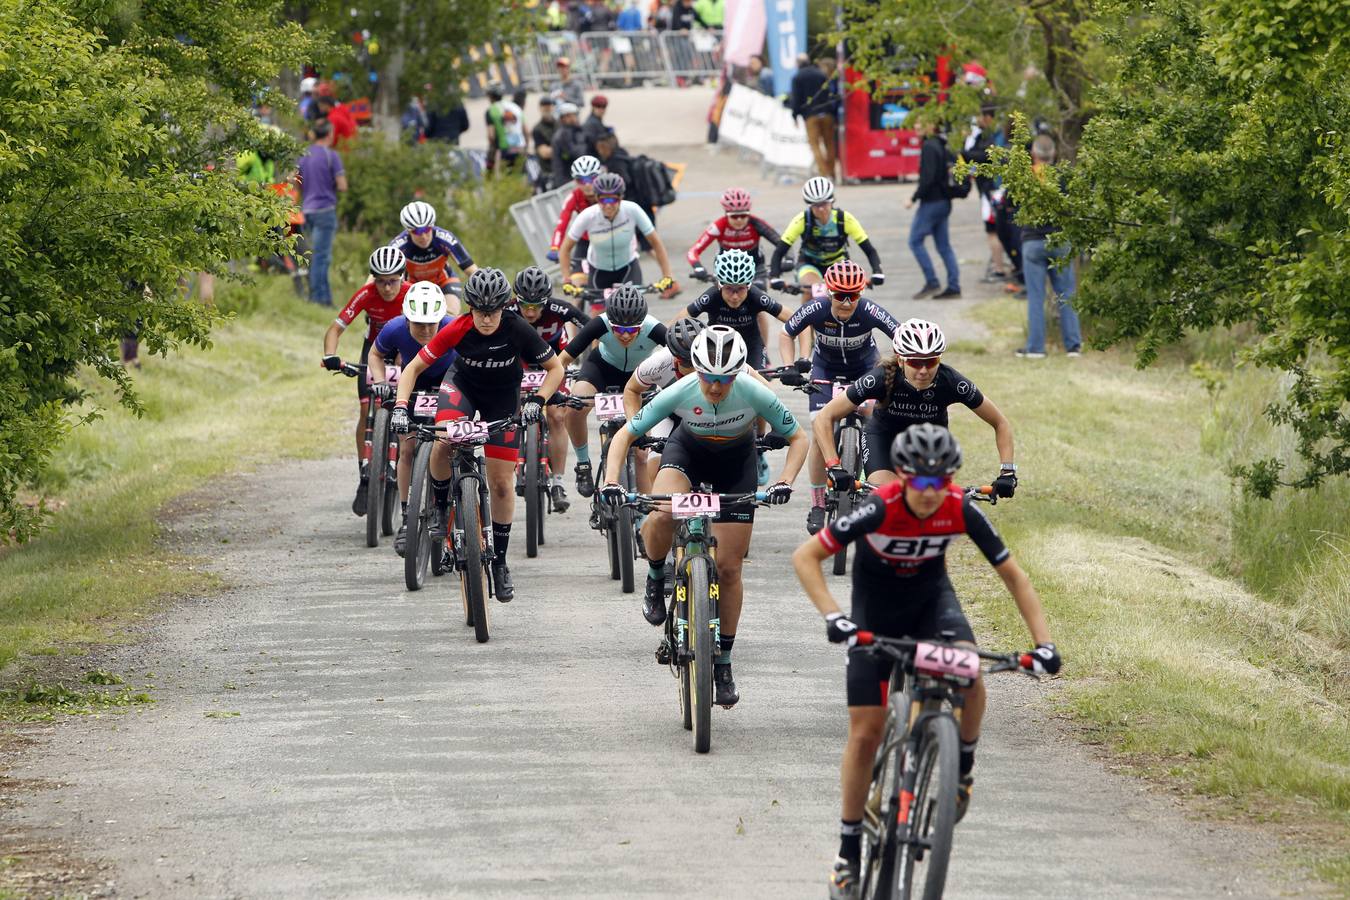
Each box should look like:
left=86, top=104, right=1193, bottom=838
left=492, top=521, right=511, bottom=558
left=839, top=819, right=863, bottom=864
left=400, top=501, right=407, bottom=515
left=648, top=561, right=665, bottom=580
left=717, top=633, right=735, bottom=665
left=960, top=739, right=978, bottom=776
left=431, top=477, right=451, bottom=509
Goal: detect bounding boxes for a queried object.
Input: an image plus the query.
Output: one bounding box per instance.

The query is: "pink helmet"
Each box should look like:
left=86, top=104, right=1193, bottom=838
left=720, top=187, right=753, bottom=213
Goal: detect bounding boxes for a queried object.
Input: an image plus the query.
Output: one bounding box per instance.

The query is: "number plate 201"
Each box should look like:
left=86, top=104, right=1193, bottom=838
left=671, top=493, right=720, bottom=519
left=914, top=642, right=979, bottom=681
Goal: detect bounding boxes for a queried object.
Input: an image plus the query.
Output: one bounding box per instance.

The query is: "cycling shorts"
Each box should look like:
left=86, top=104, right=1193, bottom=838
left=657, top=425, right=757, bottom=524
left=434, top=374, right=520, bottom=462
left=845, top=573, right=975, bottom=707
left=575, top=354, right=632, bottom=393
left=797, top=251, right=849, bottom=283
left=591, top=259, right=643, bottom=290
left=809, top=358, right=875, bottom=416
left=862, top=419, right=902, bottom=478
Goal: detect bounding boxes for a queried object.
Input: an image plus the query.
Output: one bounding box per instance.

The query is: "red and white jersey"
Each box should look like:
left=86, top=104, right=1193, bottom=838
left=336, top=281, right=411, bottom=341
left=550, top=187, right=596, bottom=251
left=686, top=214, right=782, bottom=266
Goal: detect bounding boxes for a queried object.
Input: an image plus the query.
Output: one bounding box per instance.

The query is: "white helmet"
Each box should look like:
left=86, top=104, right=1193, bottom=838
left=893, top=318, right=947, bottom=357
left=571, top=155, right=602, bottom=178
left=399, top=200, right=436, bottom=231
left=368, top=245, right=406, bottom=277
left=690, top=325, right=747, bottom=376
left=802, top=176, right=835, bottom=204
left=300, top=77, right=317, bottom=94
left=403, top=282, right=447, bottom=324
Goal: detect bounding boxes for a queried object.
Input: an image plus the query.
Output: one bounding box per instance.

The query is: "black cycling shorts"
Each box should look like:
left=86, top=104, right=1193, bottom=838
left=657, top=425, right=757, bottom=524
left=845, top=572, right=976, bottom=707
left=809, top=356, right=876, bottom=414
left=862, top=419, right=903, bottom=478
left=575, top=354, right=632, bottom=393
left=433, top=374, right=520, bottom=462
left=591, top=259, right=643, bottom=290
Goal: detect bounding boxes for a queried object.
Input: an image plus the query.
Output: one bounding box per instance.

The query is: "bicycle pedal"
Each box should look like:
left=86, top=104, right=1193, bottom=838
left=654, top=639, right=671, bottom=666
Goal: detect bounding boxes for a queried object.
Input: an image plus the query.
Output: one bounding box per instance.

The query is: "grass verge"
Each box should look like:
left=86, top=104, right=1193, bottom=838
left=949, top=297, right=1349, bottom=890
left=0, top=277, right=350, bottom=677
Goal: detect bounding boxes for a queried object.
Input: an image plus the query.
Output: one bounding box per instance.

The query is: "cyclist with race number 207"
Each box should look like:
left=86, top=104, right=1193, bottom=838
left=792, top=423, right=1060, bottom=900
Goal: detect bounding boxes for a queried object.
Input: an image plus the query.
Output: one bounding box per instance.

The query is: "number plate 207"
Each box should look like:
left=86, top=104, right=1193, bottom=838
left=672, top=493, right=720, bottom=518
left=914, top=642, right=979, bottom=681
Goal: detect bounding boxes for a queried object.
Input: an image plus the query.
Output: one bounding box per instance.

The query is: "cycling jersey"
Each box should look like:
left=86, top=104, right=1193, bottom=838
left=336, top=281, right=410, bottom=341
left=518, top=300, right=590, bottom=351
left=846, top=363, right=985, bottom=431
left=819, top=481, right=1007, bottom=581
left=779, top=208, right=869, bottom=266
left=783, top=297, right=901, bottom=371
left=567, top=201, right=654, bottom=272
left=387, top=227, right=475, bottom=287
left=418, top=310, right=555, bottom=396
left=685, top=215, right=782, bottom=267
left=550, top=187, right=596, bottom=251
left=564, top=313, right=667, bottom=372
left=627, top=373, right=799, bottom=445
left=372, top=315, right=456, bottom=390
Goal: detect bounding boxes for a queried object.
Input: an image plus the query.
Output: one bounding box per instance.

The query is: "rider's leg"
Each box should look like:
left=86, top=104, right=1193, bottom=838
left=566, top=380, right=597, bottom=468
left=841, top=706, right=887, bottom=822
left=546, top=404, right=570, bottom=478
left=397, top=435, right=416, bottom=502
left=355, top=399, right=370, bottom=463
left=484, top=453, right=516, bottom=557
left=709, top=520, right=753, bottom=648
left=639, top=466, right=690, bottom=565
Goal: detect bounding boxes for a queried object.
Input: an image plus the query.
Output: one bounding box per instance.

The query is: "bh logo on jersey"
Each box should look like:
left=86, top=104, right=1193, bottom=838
left=867, top=533, right=960, bottom=565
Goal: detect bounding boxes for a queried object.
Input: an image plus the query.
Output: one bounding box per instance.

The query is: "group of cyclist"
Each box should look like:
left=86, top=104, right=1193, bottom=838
left=319, top=165, right=1061, bottom=900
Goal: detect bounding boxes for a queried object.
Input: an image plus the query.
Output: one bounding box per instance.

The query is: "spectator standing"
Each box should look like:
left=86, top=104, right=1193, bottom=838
left=544, top=1, right=567, bottom=29
left=905, top=122, right=962, bottom=299
left=499, top=97, right=528, bottom=170
left=791, top=56, right=840, bottom=181
left=568, top=1, right=597, bottom=33
left=532, top=97, right=559, bottom=166
left=652, top=0, right=674, bottom=30
left=401, top=90, right=429, bottom=145
left=296, top=119, right=347, bottom=307
left=298, top=76, right=318, bottom=122
left=582, top=95, right=611, bottom=155
left=617, top=2, right=644, bottom=29
left=963, top=105, right=1012, bottom=280
left=671, top=0, right=698, bottom=30
left=484, top=86, right=506, bottom=172
left=551, top=57, right=586, bottom=109
left=748, top=55, right=775, bottom=96
left=551, top=102, right=588, bottom=186
left=426, top=100, right=469, bottom=144
left=693, top=0, right=724, bottom=27
left=315, top=90, right=357, bottom=150
left=1017, top=135, right=1082, bottom=358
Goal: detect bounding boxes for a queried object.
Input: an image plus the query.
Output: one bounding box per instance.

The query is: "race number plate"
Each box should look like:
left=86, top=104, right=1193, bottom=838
left=593, top=393, right=626, bottom=421
left=367, top=364, right=401, bottom=385
left=520, top=369, right=547, bottom=391
left=443, top=419, right=490, bottom=443
left=413, top=394, right=439, bottom=417
left=914, top=642, right=980, bottom=681
left=671, top=493, right=720, bottom=519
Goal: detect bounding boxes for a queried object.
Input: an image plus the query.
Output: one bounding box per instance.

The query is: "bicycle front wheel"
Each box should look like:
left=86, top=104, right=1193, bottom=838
left=832, top=425, right=860, bottom=576
left=688, top=555, right=715, bottom=754
left=896, top=714, right=960, bottom=900
left=458, top=475, right=490, bottom=643
left=404, top=441, right=433, bottom=591
left=524, top=424, right=543, bottom=559
left=617, top=453, right=637, bottom=593
left=380, top=419, right=398, bottom=537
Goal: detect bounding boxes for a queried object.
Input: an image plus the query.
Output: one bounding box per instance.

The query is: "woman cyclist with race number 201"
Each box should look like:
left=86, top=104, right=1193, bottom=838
left=601, top=326, right=809, bottom=709
left=392, top=268, right=565, bottom=603
left=791, top=423, right=1060, bottom=900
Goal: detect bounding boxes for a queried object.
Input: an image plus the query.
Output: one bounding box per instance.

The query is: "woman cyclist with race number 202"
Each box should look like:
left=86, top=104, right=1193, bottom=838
left=813, top=317, right=1019, bottom=502
left=791, top=423, right=1060, bottom=900
left=600, top=326, right=809, bottom=709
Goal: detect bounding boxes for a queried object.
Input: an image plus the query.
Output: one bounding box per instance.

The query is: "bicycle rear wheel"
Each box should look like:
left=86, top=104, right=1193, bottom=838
left=687, top=555, right=715, bottom=754
left=832, top=425, right=860, bottom=576
left=458, top=474, right=490, bottom=643
left=617, top=453, right=637, bottom=593
left=525, top=424, right=543, bottom=559
left=404, top=441, right=433, bottom=591
left=897, top=714, right=960, bottom=900
left=380, top=418, right=398, bottom=537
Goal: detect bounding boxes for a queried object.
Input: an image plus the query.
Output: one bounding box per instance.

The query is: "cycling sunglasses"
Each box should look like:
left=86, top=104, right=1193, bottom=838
left=374, top=276, right=404, bottom=288
left=908, top=474, right=951, bottom=491
left=698, top=371, right=737, bottom=385
left=726, top=212, right=750, bottom=219
left=516, top=299, right=545, bottom=308
left=412, top=225, right=433, bottom=236
left=831, top=291, right=862, bottom=303
left=576, top=175, right=597, bottom=185
left=611, top=324, right=642, bottom=336
left=904, top=356, right=941, bottom=370
left=598, top=195, right=622, bottom=205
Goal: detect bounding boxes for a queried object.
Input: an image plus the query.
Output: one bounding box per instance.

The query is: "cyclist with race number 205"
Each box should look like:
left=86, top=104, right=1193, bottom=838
left=392, top=268, right=565, bottom=602
left=792, top=423, right=1059, bottom=900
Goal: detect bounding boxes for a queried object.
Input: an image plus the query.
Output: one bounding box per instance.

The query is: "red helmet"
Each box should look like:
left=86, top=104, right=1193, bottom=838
left=824, top=259, right=869, bottom=294
left=720, top=187, right=752, bottom=213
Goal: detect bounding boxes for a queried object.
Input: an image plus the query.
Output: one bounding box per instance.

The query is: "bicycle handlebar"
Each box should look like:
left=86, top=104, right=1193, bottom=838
left=852, top=632, right=1039, bottom=678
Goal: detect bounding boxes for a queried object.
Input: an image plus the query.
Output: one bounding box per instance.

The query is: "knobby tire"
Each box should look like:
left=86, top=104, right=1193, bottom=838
left=404, top=441, right=434, bottom=591
left=525, top=424, right=543, bottom=559
left=458, top=474, right=490, bottom=643
left=833, top=424, right=860, bottom=576
left=617, top=452, right=637, bottom=594
left=897, top=714, right=959, bottom=900
left=688, top=555, right=715, bottom=754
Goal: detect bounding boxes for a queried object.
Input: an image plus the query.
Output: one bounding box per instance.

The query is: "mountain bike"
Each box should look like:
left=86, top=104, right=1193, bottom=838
left=852, top=629, right=1037, bottom=900
left=619, top=488, right=770, bottom=754
left=400, top=390, right=455, bottom=591
left=339, top=362, right=400, bottom=547
left=586, top=391, right=640, bottom=593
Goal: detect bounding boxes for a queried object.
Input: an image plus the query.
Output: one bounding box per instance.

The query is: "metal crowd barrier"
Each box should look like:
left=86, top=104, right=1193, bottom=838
left=576, top=31, right=671, bottom=88
left=661, top=30, right=722, bottom=79
left=509, top=181, right=574, bottom=274
left=511, top=30, right=724, bottom=91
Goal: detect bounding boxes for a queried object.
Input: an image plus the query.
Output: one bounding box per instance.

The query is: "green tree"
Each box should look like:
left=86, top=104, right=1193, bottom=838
left=0, top=0, right=327, bottom=542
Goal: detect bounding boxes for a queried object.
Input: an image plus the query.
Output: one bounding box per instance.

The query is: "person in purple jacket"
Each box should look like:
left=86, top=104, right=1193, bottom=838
left=296, top=119, right=348, bottom=306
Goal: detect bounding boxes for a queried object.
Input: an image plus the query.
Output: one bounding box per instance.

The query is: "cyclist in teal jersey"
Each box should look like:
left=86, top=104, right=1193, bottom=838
left=600, top=326, right=808, bottom=706
left=558, top=284, right=669, bottom=497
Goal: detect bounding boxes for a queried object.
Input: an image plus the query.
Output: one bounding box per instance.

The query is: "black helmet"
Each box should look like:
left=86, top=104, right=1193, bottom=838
left=605, top=283, right=647, bottom=326
left=593, top=171, right=625, bottom=198
left=666, top=317, right=706, bottom=360
left=513, top=266, right=552, bottom=304
left=890, top=423, right=963, bottom=476
left=463, top=267, right=513, bottom=312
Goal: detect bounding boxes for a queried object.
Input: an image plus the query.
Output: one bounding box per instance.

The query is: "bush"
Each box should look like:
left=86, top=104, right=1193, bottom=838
left=338, top=134, right=466, bottom=234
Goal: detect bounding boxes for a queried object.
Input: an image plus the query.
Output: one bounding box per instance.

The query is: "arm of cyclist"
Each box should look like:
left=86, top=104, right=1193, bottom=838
left=558, top=233, right=579, bottom=285
left=644, top=229, right=676, bottom=285
left=970, top=396, right=1017, bottom=494
left=812, top=392, right=859, bottom=482
left=622, top=368, right=647, bottom=420
left=747, top=379, right=809, bottom=485
left=558, top=315, right=608, bottom=367
left=685, top=223, right=718, bottom=270
left=767, top=239, right=790, bottom=286
left=321, top=321, right=345, bottom=369
left=995, top=557, right=1053, bottom=649
left=601, top=424, right=640, bottom=500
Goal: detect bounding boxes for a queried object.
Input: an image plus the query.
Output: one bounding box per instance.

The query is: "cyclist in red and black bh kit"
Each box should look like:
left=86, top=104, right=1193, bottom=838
left=393, top=268, right=565, bottom=601
left=792, top=424, right=1059, bottom=898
